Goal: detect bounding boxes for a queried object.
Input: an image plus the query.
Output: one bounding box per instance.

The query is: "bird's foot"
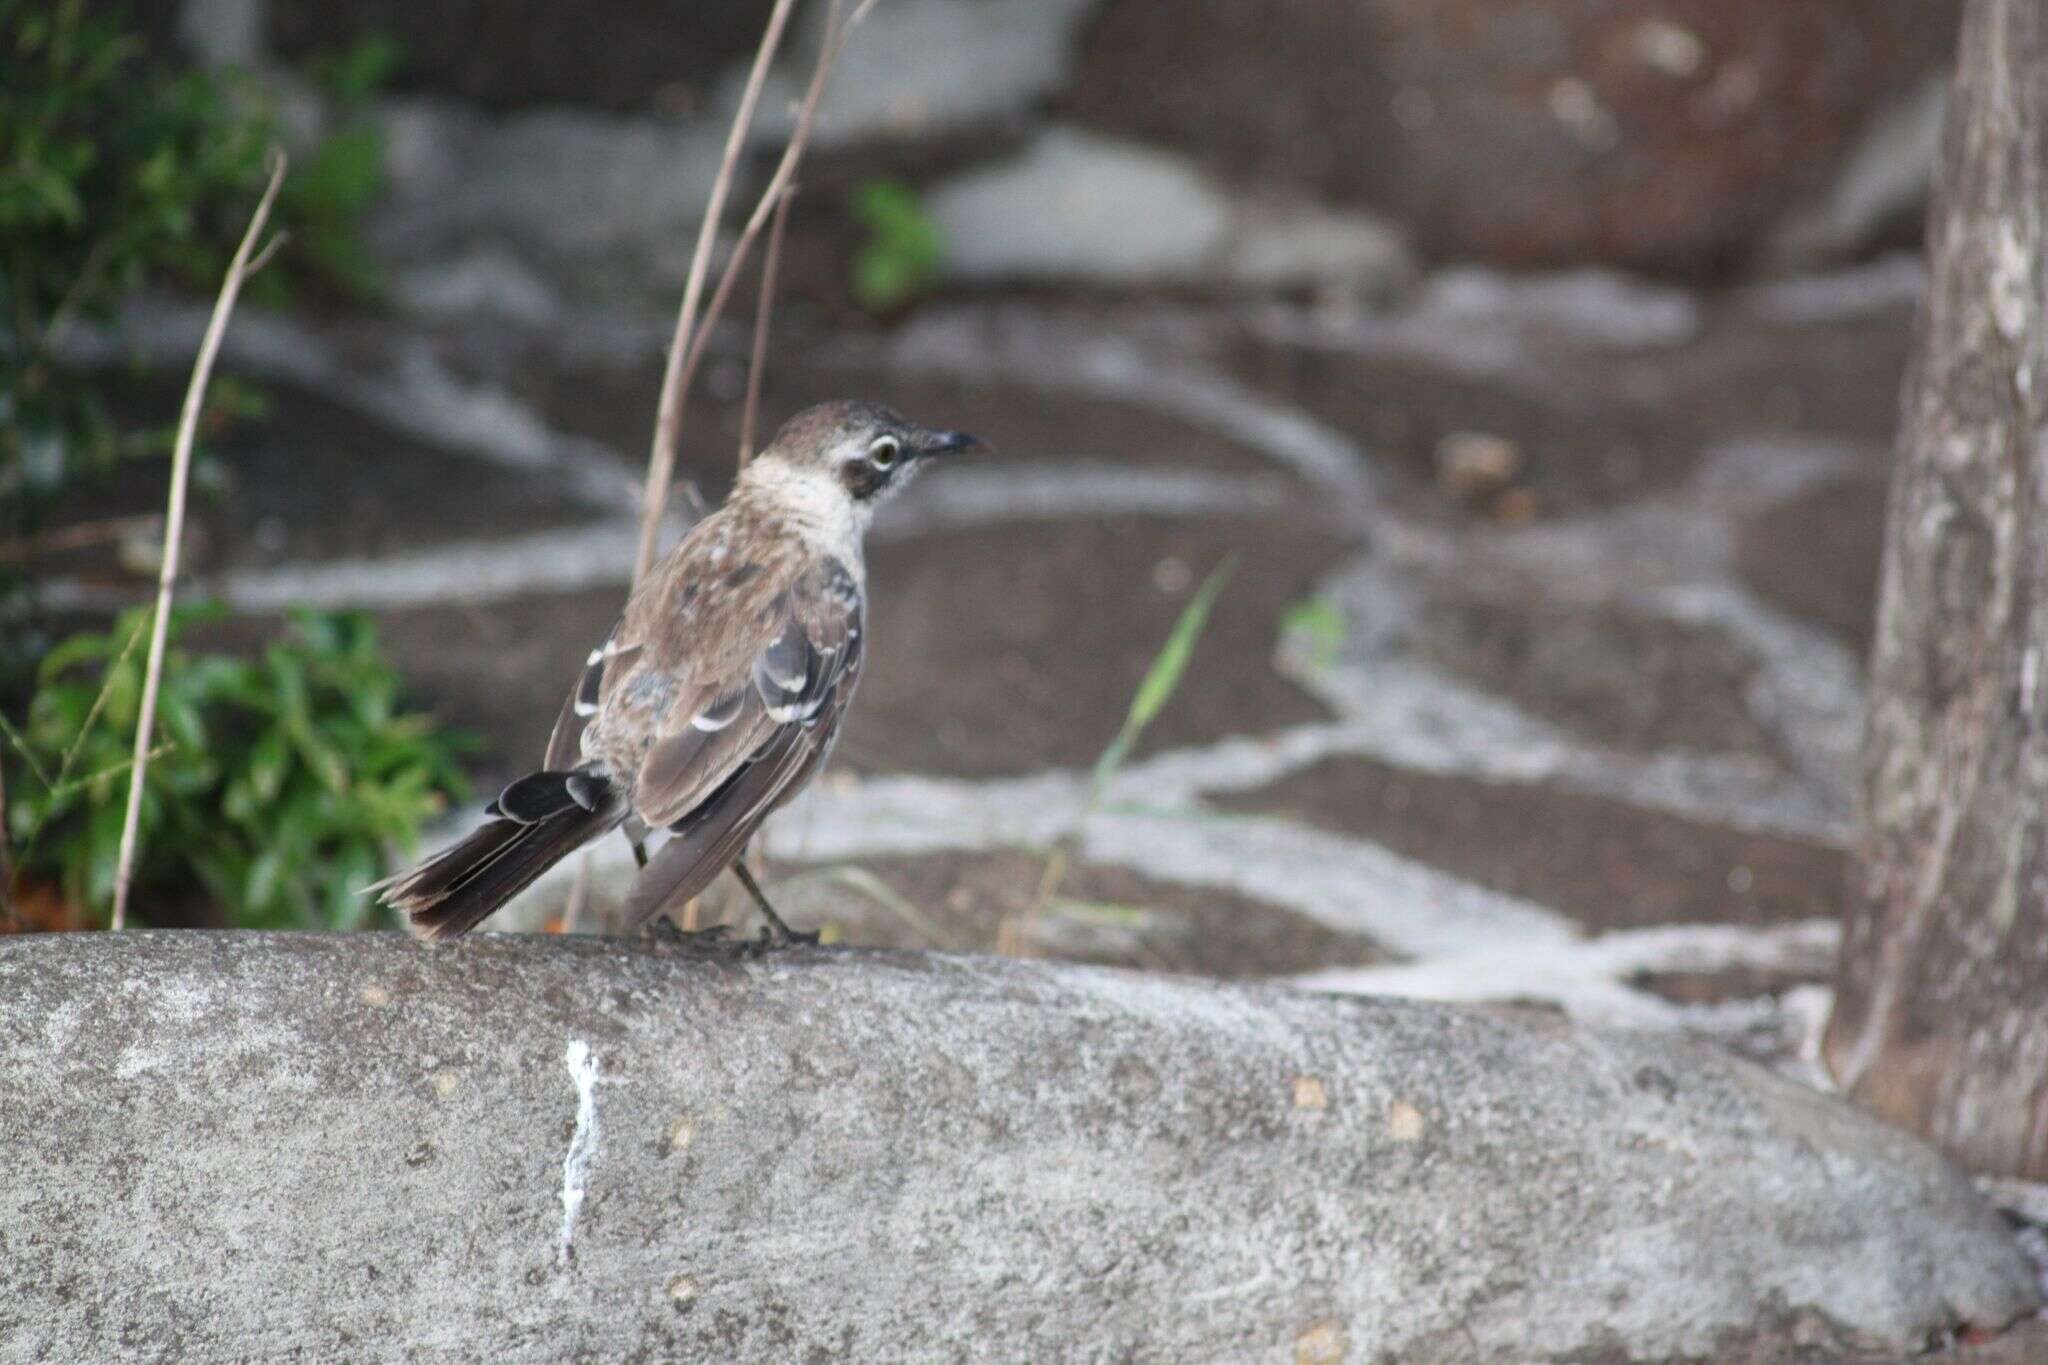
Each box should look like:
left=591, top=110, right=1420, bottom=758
left=727, top=924, right=819, bottom=959
left=645, top=916, right=747, bottom=957
left=758, top=921, right=821, bottom=951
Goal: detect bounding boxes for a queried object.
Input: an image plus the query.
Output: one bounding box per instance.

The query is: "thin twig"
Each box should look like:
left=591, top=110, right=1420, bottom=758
left=634, top=0, right=800, bottom=587
left=52, top=612, right=152, bottom=805
left=42, top=233, right=116, bottom=351
left=562, top=851, right=591, bottom=934
left=0, top=513, right=163, bottom=565
left=739, top=183, right=798, bottom=466
left=650, top=0, right=868, bottom=501
left=47, top=743, right=176, bottom=804
left=110, top=150, right=287, bottom=932
left=0, top=711, right=53, bottom=795
left=0, top=750, right=14, bottom=929
left=4, top=613, right=155, bottom=894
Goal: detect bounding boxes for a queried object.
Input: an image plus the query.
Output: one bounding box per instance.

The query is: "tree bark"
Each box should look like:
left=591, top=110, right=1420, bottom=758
left=1826, top=0, right=2048, bottom=1176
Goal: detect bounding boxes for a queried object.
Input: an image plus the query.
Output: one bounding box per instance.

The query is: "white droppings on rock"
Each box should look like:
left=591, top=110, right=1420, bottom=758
left=558, top=1039, right=601, bottom=1263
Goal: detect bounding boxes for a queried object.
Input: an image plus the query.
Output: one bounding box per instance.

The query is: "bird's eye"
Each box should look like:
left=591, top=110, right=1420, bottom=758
left=868, top=436, right=900, bottom=469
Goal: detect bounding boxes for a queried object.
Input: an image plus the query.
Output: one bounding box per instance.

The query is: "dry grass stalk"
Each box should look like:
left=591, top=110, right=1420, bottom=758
left=0, top=758, right=14, bottom=931
left=633, top=0, right=800, bottom=586
left=617, top=0, right=876, bottom=936
left=635, top=0, right=875, bottom=578
left=0, top=512, right=164, bottom=564
left=109, top=150, right=288, bottom=931
left=738, top=183, right=798, bottom=466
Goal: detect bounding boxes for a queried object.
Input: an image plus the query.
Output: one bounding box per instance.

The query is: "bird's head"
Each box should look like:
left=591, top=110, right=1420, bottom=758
left=743, top=400, right=982, bottom=519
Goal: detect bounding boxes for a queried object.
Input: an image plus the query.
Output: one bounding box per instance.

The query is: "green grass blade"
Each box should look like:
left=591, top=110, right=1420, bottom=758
left=1090, top=557, right=1235, bottom=792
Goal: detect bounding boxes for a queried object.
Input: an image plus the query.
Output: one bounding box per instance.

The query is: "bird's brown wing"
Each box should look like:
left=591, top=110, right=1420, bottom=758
left=542, top=615, right=640, bottom=771
left=613, top=557, right=864, bottom=927
left=632, top=556, right=862, bottom=827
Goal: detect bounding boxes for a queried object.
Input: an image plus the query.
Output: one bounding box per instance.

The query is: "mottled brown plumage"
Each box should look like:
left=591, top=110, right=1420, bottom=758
left=372, top=401, right=980, bottom=941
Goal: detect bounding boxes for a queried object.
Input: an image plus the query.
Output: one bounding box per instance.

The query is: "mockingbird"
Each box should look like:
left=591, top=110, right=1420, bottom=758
left=373, top=400, right=981, bottom=943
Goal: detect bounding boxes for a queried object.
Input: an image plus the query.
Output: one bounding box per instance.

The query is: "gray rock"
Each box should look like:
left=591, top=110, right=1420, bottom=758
left=369, top=97, right=727, bottom=282
left=1764, top=75, right=1949, bottom=271
left=0, top=932, right=2035, bottom=1361
left=175, top=0, right=265, bottom=69
left=393, top=248, right=562, bottom=326
left=932, top=127, right=1230, bottom=283
left=929, top=127, right=1412, bottom=291
left=755, top=0, right=1102, bottom=147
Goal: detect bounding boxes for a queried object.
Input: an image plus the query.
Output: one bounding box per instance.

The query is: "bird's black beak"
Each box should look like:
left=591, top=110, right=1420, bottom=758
left=915, top=428, right=986, bottom=458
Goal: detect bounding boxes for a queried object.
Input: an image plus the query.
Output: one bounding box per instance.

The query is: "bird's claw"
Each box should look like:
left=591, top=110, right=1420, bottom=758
left=740, top=923, right=820, bottom=956
left=646, top=916, right=743, bottom=956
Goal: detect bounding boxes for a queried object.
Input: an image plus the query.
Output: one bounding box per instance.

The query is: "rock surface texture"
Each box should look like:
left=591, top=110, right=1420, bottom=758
left=1, top=932, right=2036, bottom=1362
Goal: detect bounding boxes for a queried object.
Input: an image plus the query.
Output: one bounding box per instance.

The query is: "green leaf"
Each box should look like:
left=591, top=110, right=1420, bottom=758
left=848, top=178, right=943, bottom=312
left=1280, top=596, right=1348, bottom=670
left=316, top=33, right=405, bottom=104
left=1090, top=558, right=1235, bottom=794
left=286, top=124, right=385, bottom=218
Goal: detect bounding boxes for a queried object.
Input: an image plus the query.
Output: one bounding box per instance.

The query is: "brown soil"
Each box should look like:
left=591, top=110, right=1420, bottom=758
left=849, top=514, right=1349, bottom=777
left=267, top=1, right=771, bottom=113
left=1737, top=474, right=1888, bottom=657
left=517, top=355, right=1331, bottom=509
left=63, top=382, right=584, bottom=584
left=1413, top=589, right=1779, bottom=757
left=1224, top=343, right=1704, bottom=517
left=368, top=587, right=624, bottom=785
left=1215, top=755, right=1845, bottom=932
left=762, top=846, right=1382, bottom=979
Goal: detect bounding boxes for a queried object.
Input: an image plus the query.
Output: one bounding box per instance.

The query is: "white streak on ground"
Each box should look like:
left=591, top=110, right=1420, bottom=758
left=61, top=297, right=638, bottom=509
left=1275, top=552, right=1856, bottom=841
left=1732, top=252, right=1926, bottom=326
left=35, top=464, right=1294, bottom=615
left=1248, top=266, right=1701, bottom=381
left=759, top=775, right=1578, bottom=958
left=838, top=308, right=1379, bottom=508
left=886, top=461, right=1295, bottom=531
left=558, top=1039, right=600, bottom=1264
left=1290, top=920, right=1840, bottom=1031
left=1079, top=808, right=1577, bottom=957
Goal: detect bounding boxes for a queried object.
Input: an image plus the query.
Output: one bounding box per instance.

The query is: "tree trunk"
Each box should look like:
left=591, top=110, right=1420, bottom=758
left=1825, top=0, right=2048, bottom=1176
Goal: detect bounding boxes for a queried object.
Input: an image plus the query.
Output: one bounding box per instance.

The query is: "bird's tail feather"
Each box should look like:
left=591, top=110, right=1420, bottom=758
left=374, top=774, right=616, bottom=940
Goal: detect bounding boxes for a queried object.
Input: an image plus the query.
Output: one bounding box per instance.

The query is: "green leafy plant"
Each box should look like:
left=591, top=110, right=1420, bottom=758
left=1, top=0, right=270, bottom=531
left=273, top=33, right=402, bottom=300
left=1012, top=560, right=1235, bottom=947
left=2, top=607, right=469, bottom=930
left=0, top=4, right=393, bottom=546
left=849, top=178, right=943, bottom=312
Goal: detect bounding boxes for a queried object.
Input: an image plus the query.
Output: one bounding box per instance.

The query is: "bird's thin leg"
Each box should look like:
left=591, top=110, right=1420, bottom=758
left=634, top=832, right=733, bottom=946
left=731, top=857, right=818, bottom=947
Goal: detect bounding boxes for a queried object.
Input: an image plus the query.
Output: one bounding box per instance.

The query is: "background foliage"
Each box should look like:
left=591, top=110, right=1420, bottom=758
left=0, top=0, right=388, bottom=547
left=3, top=608, right=469, bottom=930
